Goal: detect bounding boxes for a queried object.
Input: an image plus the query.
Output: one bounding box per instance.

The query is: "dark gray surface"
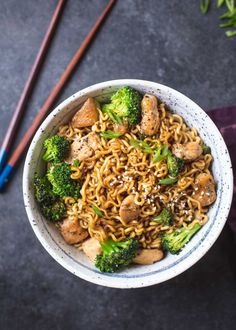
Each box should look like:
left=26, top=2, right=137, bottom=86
left=0, top=0, right=236, bottom=329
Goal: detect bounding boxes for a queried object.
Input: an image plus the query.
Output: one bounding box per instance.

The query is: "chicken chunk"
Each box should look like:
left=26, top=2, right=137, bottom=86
left=113, top=122, right=128, bottom=135
left=60, top=218, right=88, bottom=245
left=140, top=94, right=160, bottom=136
left=133, top=249, right=164, bottom=265
left=71, top=97, right=99, bottom=128
left=192, top=173, right=216, bottom=207
left=87, top=132, right=100, bottom=150
left=172, top=142, right=202, bottom=161
left=120, top=195, right=140, bottom=222
left=82, top=237, right=102, bottom=262
left=66, top=132, right=100, bottom=163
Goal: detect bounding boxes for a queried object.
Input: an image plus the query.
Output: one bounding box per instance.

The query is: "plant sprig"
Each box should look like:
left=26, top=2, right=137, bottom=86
left=152, top=145, right=170, bottom=163
left=159, top=177, right=178, bottom=185
left=200, top=0, right=211, bottom=14
left=92, top=204, right=104, bottom=217
left=100, top=130, right=122, bottom=139
left=129, top=139, right=153, bottom=154
left=217, top=0, right=225, bottom=8
left=200, top=0, right=236, bottom=37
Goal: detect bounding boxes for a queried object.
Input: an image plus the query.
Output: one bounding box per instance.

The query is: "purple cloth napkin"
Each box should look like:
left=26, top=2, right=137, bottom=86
left=208, top=107, right=236, bottom=241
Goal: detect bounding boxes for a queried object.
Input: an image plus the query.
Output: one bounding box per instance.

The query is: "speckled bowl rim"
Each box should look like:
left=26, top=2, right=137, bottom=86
left=23, top=79, right=233, bottom=288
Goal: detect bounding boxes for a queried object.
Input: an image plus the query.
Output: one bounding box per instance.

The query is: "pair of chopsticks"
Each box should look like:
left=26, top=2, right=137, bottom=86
left=0, top=0, right=115, bottom=191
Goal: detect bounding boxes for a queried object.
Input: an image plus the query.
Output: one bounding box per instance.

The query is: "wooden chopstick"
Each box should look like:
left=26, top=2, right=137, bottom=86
left=0, top=0, right=115, bottom=191
left=0, top=0, right=66, bottom=172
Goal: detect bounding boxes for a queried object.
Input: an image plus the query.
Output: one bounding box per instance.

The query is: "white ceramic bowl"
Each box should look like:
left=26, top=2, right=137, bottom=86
left=23, top=79, right=233, bottom=288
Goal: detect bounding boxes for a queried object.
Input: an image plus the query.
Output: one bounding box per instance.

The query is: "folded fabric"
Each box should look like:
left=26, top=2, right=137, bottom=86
left=208, top=107, right=235, bottom=242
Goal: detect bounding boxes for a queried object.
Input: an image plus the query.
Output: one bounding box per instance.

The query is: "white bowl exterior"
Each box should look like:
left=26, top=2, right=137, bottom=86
left=23, top=80, right=233, bottom=288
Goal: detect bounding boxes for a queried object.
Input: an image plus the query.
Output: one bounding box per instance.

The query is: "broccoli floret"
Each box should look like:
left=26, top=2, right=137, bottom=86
left=34, top=173, right=67, bottom=222
left=161, top=223, right=202, bottom=254
left=102, top=86, right=142, bottom=127
left=41, top=200, right=66, bottom=222
left=202, top=143, right=211, bottom=155
left=43, top=135, right=70, bottom=162
left=34, top=174, right=57, bottom=205
left=167, top=154, right=184, bottom=177
left=153, top=208, right=173, bottom=225
left=47, top=163, right=80, bottom=198
left=95, top=238, right=139, bottom=273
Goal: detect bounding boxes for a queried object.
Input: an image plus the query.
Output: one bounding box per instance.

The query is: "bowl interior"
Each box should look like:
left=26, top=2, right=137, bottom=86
left=23, top=80, right=233, bottom=288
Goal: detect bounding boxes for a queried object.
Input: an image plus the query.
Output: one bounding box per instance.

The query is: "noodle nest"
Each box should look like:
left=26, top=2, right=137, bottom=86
left=59, top=103, right=212, bottom=249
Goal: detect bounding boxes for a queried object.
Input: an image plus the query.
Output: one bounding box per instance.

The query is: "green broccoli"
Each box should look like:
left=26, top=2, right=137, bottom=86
left=34, top=174, right=57, bottom=205
left=47, top=162, right=80, bottom=198
left=102, top=86, right=142, bottom=127
left=167, top=154, right=184, bottom=177
left=161, top=223, right=202, bottom=254
left=34, top=173, right=67, bottom=222
left=153, top=208, right=173, bottom=225
left=95, top=238, right=139, bottom=273
left=41, top=200, right=66, bottom=222
left=202, top=143, right=211, bottom=155
left=43, top=135, right=70, bottom=162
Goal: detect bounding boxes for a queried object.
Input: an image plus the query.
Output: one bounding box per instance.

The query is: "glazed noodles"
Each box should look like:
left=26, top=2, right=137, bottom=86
left=34, top=86, right=216, bottom=272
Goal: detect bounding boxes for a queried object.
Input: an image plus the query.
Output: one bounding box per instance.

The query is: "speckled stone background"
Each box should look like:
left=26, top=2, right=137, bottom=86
left=0, top=1, right=236, bottom=329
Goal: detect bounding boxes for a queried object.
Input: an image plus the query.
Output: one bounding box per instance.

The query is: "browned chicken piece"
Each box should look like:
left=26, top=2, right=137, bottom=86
left=66, top=132, right=100, bottom=163
left=113, top=122, right=128, bottom=135
left=67, top=137, right=93, bottom=163
left=60, top=218, right=88, bottom=245
left=71, top=97, right=99, bottom=128
left=192, top=173, right=216, bottom=207
left=81, top=237, right=102, bottom=262
left=119, top=195, right=140, bottom=222
left=87, top=132, right=100, bottom=150
left=140, top=94, right=160, bottom=136
left=172, top=142, right=202, bottom=161
left=133, top=249, right=164, bottom=265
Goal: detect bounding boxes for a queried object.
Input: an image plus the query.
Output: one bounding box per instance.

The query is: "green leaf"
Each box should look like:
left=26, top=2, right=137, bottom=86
left=153, top=145, right=170, bottom=163
left=92, top=204, right=104, bottom=217
left=220, top=8, right=236, bottom=18
left=217, top=0, right=225, bottom=7
left=226, top=0, right=235, bottom=12
left=220, top=19, right=236, bottom=27
left=100, top=130, right=122, bottom=139
left=200, top=0, right=210, bottom=14
left=73, top=159, right=80, bottom=167
left=159, top=177, right=178, bottom=185
left=102, top=105, right=123, bottom=124
left=226, top=29, right=236, bottom=36
left=129, top=139, right=153, bottom=154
